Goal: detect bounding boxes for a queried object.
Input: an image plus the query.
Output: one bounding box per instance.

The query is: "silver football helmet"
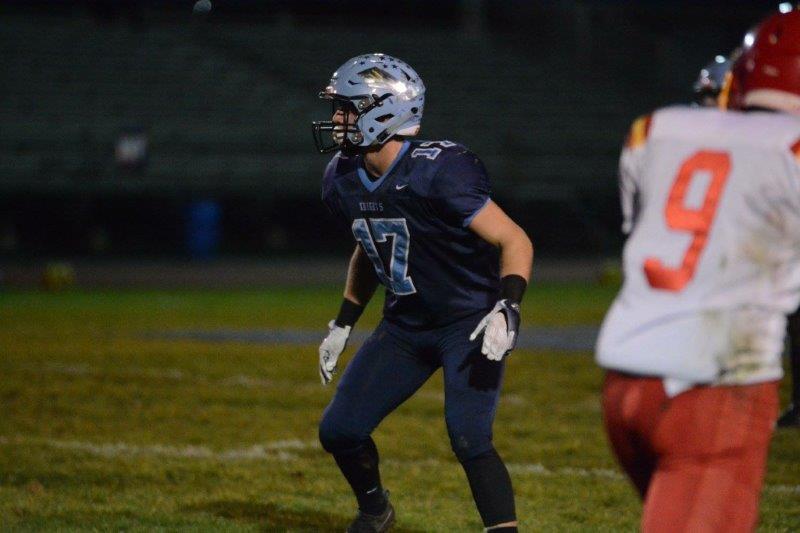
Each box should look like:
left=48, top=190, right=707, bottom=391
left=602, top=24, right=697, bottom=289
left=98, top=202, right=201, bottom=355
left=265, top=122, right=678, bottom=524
left=312, top=53, right=425, bottom=153
left=693, top=54, right=732, bottom=106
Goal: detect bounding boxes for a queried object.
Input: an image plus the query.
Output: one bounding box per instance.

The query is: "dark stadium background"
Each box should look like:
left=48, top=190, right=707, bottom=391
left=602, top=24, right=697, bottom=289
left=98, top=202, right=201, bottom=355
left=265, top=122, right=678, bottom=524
left=4, top=2, right=800, bottom=530
left=0, top=0, right=772, bottom=285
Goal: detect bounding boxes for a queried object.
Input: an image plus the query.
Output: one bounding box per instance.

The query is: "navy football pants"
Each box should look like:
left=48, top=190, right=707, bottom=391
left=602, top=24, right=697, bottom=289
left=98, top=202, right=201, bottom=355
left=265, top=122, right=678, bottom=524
left=319, top=312, right=505, bottom=463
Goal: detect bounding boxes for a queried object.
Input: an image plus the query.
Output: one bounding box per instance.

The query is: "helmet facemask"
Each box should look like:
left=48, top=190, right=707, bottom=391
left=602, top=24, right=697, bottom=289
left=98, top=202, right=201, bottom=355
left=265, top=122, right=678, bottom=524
left=312, top=95, right=358, bottom=153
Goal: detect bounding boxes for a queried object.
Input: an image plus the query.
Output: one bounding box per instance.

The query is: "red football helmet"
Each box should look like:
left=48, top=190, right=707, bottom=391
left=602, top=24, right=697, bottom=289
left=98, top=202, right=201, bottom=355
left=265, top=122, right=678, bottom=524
left=726, top=6, right=800, bottom=113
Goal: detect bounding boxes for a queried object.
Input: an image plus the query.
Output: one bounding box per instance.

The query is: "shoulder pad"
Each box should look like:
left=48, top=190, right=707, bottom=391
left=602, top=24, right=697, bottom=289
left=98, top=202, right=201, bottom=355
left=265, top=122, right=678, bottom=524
left=323, top=152, right=357, bottom=181
left=322, top=152, right=358, bottom=200
left=327, top=152, right=358, bottom=175
left=624, top=114, right=652, bottom=149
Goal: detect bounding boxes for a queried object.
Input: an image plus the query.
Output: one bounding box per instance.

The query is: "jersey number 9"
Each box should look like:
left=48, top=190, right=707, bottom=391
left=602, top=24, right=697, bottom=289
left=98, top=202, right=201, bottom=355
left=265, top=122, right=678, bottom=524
left=643, top=150, right=731, bottom=292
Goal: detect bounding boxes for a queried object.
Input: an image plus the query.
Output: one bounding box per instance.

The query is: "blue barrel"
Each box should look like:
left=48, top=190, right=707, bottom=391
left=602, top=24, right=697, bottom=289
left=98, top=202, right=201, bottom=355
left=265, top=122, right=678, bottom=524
left=186, top=200, right=221, bottom=259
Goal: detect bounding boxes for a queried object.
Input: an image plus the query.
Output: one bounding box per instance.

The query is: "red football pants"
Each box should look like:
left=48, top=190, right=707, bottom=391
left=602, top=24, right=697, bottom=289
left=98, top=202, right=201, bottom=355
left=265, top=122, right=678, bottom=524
left=602, top=371, right=779, bottom=533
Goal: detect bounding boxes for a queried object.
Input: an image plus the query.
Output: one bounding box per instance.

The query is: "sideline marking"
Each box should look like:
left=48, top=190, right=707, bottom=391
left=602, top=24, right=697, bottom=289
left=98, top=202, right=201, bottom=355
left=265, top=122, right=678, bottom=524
left=0, top=436, right=317, bottom=462
left=31, top=364, right=527, bottom=404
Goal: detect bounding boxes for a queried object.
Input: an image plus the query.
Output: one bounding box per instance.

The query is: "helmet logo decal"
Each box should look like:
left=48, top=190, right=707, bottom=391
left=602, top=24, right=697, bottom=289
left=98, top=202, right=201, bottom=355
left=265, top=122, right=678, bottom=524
left=358, top=67, right=399, bottom=84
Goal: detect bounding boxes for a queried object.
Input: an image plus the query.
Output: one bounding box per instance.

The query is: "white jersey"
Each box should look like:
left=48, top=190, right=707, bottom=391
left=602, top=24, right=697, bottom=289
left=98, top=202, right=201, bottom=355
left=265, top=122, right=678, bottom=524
left=596, top=106, right=800, bottom=386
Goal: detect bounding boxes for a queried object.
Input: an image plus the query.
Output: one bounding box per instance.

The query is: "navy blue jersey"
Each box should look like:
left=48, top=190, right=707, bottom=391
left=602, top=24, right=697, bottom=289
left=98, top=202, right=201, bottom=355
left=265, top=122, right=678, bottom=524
left=322, top=140, right=500, bottom=329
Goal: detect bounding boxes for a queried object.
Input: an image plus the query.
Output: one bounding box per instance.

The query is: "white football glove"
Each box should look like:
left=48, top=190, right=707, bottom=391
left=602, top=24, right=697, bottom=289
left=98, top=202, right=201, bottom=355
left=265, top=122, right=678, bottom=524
left=469, top=300, right=520, bottom=361
left=319, top=320, right=351, bottom=385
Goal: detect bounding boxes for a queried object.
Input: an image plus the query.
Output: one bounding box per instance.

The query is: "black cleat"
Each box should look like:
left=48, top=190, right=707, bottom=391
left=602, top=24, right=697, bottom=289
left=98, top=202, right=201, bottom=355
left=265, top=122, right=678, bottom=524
left=777, top=404, right=800, bottom=428
left=346, top=493, right=395, bottom=533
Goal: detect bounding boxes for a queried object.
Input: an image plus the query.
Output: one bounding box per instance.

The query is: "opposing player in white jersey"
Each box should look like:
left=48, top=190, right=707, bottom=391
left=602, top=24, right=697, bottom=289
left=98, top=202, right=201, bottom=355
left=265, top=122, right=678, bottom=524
left=693, top=47, right=800, bottom=429
left=596, top=8, right=800, bottom=532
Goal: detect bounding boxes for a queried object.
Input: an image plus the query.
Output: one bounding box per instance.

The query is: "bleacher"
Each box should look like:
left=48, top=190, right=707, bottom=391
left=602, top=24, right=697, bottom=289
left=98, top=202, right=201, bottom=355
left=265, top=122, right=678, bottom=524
left=1, top=10, right=676, bottom=200
left=1, top=14, right=302, bottom=192
left=0, top=4, right=763, bottom=257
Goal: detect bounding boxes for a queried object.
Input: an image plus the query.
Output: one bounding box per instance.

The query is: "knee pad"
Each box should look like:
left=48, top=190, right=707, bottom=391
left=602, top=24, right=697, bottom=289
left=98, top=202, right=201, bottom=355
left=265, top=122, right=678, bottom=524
left=319, top=414, right=353, bottom=453
left=318, top=412, right=368, bottom=454
left=448, top=424, right=494, bottom=463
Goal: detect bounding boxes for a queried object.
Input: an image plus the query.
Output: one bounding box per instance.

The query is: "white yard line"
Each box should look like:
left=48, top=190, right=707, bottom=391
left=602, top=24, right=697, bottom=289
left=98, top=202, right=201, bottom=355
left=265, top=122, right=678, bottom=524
left=0, top=436, right=318, bottom=462
left=1, top=435, right=796, bottom=494
left=36, top=364, right=527, bottom=404
left=43, top=363, right=187, bottom=381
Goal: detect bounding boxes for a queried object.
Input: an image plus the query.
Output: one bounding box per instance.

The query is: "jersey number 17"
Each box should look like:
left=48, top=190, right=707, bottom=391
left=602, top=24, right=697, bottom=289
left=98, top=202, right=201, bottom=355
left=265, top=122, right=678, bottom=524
left=352, top=218, right=417, bottom=295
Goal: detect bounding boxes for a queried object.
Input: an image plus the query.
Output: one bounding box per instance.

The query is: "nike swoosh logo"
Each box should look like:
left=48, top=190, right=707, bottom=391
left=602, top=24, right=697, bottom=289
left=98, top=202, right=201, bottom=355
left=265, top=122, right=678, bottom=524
left=395, top=184, right=408, bottom=190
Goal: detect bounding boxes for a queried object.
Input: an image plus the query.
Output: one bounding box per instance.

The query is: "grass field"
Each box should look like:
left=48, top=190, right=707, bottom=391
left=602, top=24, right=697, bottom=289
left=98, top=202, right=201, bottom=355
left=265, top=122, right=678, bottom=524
left=1, top=283, right=799, bottom=531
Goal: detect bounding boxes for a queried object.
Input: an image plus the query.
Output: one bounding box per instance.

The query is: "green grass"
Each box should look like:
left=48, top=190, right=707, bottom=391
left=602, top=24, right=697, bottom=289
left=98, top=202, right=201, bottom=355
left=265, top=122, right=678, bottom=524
left=0, top=284, right=798, bottom=531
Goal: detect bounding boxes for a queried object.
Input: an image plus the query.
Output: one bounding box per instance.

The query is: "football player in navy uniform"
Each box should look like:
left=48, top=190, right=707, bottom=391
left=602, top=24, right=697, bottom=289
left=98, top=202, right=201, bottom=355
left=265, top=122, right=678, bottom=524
left=312, top=54, right=533, bottom=532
